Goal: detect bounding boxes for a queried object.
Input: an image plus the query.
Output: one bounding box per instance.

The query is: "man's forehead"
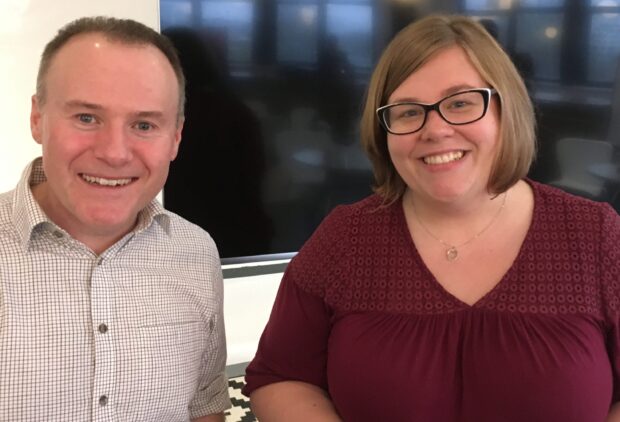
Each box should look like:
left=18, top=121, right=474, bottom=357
left=54, top=32, right=154, bottom=60
left=42, top=31, right=182, bottom=118
left=46, top=33, right=177, bottom=89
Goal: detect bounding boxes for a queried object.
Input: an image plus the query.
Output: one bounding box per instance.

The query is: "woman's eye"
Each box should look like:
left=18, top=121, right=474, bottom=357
left=398, top=108, right=422, bottom=119
left=446, top=99, right=475, bottom=110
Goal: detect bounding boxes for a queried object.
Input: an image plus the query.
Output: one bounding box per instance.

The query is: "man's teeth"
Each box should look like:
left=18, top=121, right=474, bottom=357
left=423, top=151, right=464, bottom=165
left=82, top=174, right=132, bottom=187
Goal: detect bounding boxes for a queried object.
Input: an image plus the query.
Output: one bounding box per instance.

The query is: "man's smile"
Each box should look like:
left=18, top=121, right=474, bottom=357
left=80, top=173, right=134, bottom=187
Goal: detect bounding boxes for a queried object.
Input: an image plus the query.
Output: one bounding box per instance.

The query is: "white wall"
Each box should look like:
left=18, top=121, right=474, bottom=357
left=0, top=0, right=280, bottom=367
left=223, top=270, right=281, bottom=365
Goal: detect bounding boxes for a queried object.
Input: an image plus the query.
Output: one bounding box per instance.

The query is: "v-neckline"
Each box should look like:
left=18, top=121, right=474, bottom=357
left=396, top=179, right=540, bottom=308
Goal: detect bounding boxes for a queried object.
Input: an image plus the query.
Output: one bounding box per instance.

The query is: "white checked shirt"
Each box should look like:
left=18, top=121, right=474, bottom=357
left=0, top=158, right=230, bottom=421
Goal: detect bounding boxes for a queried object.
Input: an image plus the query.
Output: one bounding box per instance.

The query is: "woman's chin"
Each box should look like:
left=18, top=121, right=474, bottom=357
left=409, top=182, right=486, bottom=207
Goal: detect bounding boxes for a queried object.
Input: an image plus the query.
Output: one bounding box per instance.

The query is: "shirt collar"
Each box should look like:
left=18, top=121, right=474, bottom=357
left=12, top=157, right=172, bottom=250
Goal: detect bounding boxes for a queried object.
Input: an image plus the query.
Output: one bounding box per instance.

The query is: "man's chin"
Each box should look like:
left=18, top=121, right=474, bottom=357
left=81, top=210, right=139, bottom=236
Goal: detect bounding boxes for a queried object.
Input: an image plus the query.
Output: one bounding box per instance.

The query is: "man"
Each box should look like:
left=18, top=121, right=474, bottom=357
left=0, top=16, right=230, bottom=421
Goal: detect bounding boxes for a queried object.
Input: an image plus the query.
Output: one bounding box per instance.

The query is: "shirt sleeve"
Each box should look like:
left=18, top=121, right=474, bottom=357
left=189, top=237, right=231, bottom=418
left=243, top=205, right=351, bottom=396
left=242, top=269, right=334, bottom=396
left=600, top=204, right=620, bottom=403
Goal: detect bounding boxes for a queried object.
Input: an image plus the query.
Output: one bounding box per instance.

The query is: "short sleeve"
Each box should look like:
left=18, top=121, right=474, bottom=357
left=600, top=204, right=620, bottom=403
left=243, top=205, right=352, bottom=396
left=189, top=237, right=231, bottom=418
left=242, top=270, right=334, bottom=396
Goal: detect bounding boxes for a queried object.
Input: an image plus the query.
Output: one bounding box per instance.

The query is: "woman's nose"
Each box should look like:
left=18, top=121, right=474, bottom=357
left=418, top=109, right=454, bottom=141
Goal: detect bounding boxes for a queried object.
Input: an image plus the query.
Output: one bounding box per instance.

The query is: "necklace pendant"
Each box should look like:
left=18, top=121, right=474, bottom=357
left=446, top=246, right=458, bottom=261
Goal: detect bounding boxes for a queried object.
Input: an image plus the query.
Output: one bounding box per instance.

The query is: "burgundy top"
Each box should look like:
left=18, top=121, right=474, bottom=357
left=243, top=181, right=620, bottom=422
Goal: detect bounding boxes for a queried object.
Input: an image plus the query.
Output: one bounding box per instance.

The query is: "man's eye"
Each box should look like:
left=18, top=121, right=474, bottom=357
left=77, top=114, right=95, bottom=124
left=136, top=121, right=153, bottom=131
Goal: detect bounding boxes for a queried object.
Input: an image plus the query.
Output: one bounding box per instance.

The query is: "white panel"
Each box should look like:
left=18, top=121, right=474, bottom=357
left=224, top=272, right=282, bottom=365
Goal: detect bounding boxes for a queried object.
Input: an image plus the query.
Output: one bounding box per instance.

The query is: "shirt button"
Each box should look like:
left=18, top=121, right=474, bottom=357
left=99, top=395, right=108, bottom=406
left=98, top=323, right=108, bottom=334
left=53, top=230, right=63, bottom=238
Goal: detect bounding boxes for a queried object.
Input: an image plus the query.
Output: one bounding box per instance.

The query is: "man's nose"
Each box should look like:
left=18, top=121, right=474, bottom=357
left=93, top=123, right=132, bottom=166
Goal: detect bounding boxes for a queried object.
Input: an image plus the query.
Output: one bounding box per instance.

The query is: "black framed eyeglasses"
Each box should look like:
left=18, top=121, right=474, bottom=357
left=376, top=88, right=498, bottom=135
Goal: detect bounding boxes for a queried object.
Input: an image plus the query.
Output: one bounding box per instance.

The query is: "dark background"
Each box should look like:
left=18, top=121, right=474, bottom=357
left=160, top=0, right=620, bottom=262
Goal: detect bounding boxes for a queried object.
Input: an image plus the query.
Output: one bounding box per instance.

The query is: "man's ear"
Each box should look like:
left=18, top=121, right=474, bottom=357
left=170, top=117, right=184, bottom=161
left=30, top=95, right=43, bottom=144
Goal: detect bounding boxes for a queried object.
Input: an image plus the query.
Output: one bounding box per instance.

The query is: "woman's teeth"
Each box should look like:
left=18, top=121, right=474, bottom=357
left=423, top=151, right=464, bottom=165
left=81, top=174, right=132, bottom=187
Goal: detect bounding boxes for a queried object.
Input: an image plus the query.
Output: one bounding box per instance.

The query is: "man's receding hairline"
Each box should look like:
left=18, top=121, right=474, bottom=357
left=46, top=31, right=170, bottom=68
left=38, top=32, right=181, bottom=108
left=36, top=17, right=186, bottom=117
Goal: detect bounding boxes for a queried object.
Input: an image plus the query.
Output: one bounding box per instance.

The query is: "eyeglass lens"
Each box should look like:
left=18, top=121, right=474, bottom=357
left=383, top=90, right=488, bottom=134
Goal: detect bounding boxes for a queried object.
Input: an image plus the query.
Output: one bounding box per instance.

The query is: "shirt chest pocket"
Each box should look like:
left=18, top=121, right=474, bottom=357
left=116, top=319, right=208, bottom=421
left=113, top=283, right=212, bottom=420
left=134, top=290, right=210, bottom=387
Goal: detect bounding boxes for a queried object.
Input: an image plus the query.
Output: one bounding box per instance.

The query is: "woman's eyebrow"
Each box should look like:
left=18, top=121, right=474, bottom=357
left=389, top=84, right=479, bottom=104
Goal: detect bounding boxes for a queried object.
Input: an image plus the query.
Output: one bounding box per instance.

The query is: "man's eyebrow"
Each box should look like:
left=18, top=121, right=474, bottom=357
left=63, top=102, right=167, bottom=120
left=63, top=100, right=103, bottom=110
left=134, top=111, right=166, bottom=120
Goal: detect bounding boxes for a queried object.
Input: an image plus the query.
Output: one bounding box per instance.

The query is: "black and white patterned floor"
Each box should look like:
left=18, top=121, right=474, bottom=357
left=225, top=376, right=257, bottom=422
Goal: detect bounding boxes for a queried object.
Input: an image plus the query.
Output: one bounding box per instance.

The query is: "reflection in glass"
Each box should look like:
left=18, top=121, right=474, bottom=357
left=549, top=138, right=615, bottom=199
left=201, top=1, right=254, bottom=63
left=516, top=12, right=563, bottom=80
left=161, top=0, right=620, bottom=261
left=326, top=3, right=373, bottom=69
left=591, top=0, right=620, bottom=6
left=521, top=0, right=564, bottom=7
left=465, top=0, right=514, bottom=9
left=160, top=0, right=192, bottom=28
left=277, top=3, right=319, bottom=64
left=589, top=13, right=620, bottom=83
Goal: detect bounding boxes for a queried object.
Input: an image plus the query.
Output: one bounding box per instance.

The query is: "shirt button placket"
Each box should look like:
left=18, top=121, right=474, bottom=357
left=91, top=257, right=115, bottom=421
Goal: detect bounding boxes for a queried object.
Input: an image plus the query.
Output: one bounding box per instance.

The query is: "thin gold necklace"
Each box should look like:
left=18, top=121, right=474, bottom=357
left=411, top=192, right=507, bottom=262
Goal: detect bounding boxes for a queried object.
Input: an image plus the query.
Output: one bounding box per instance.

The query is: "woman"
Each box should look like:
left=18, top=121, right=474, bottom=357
left=243, top=15, right=620, bottom=421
